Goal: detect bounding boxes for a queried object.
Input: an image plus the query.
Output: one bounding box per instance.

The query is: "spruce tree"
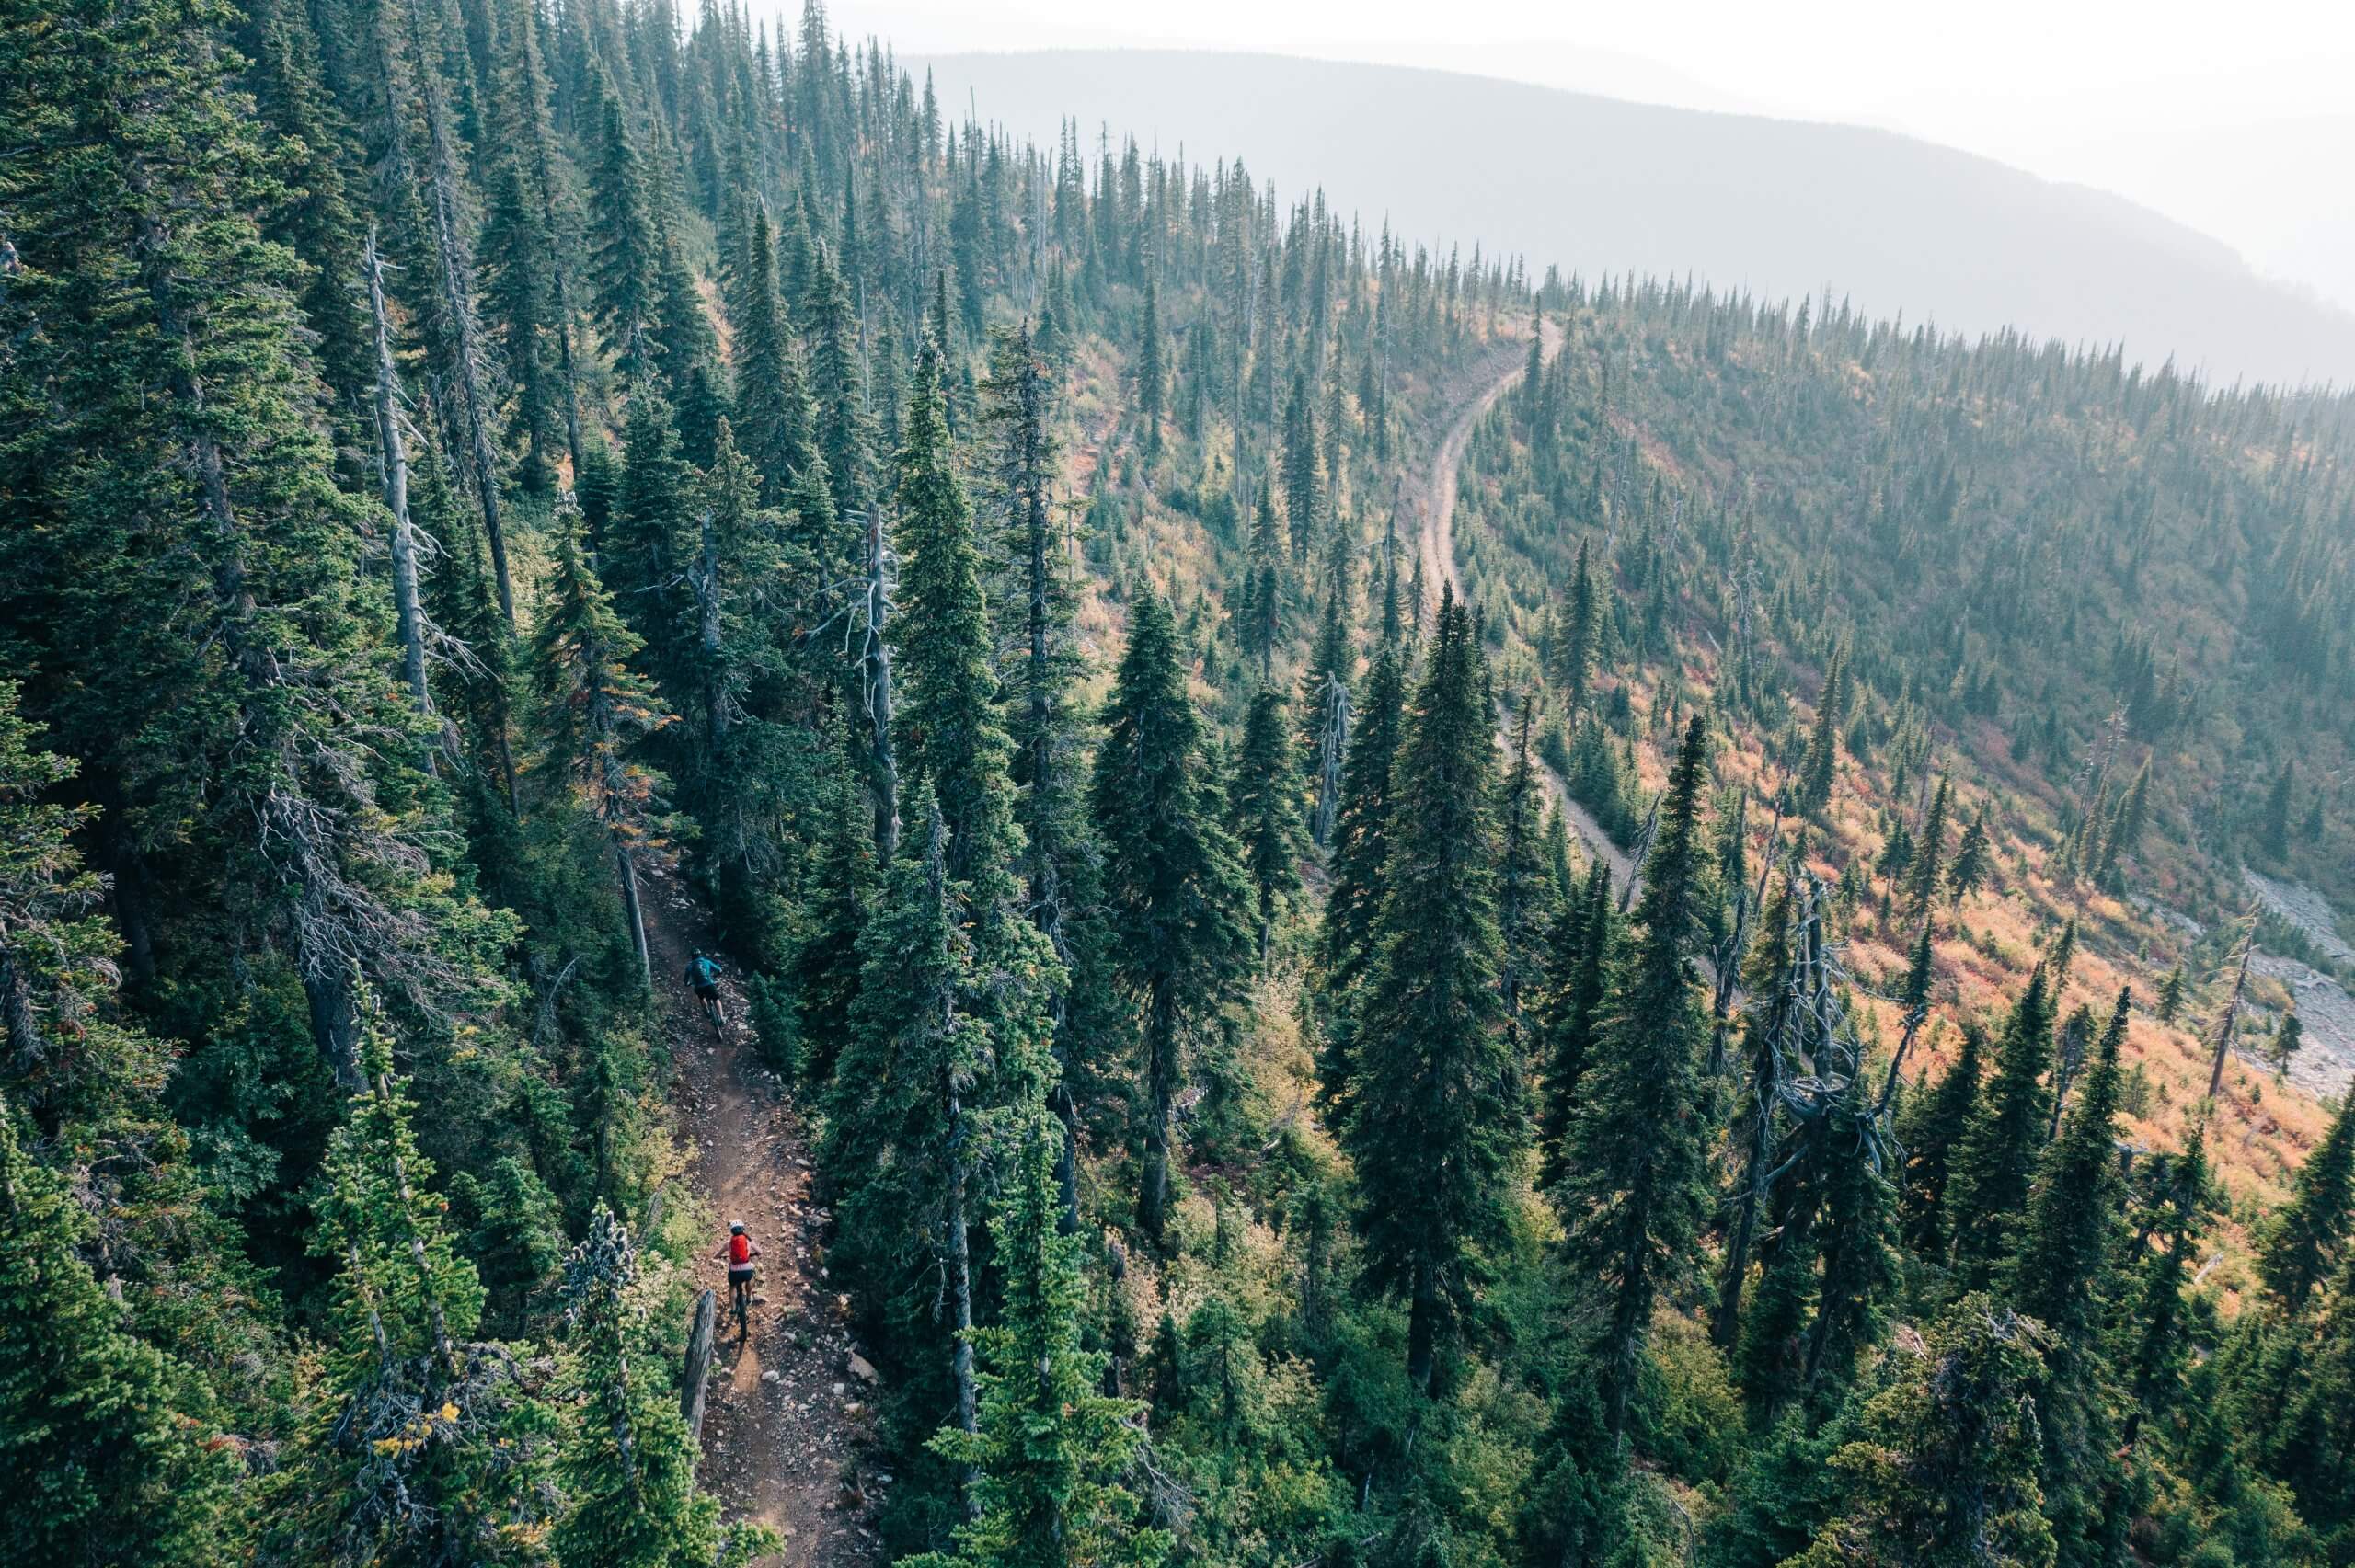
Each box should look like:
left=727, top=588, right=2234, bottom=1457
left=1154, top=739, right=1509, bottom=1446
left=1233, top=684, right=1307, bottom=965
left=1136, top=276, right=1165, bottom=456
left=0, top=681, right=272, bottom=1385
left=242, top=0, right=374, bottom=464
left=2008, top=990, right=2132, bottom=1563
left=1797, top=647, right=1846, bottom=816
left=2261, top=760, right=2294, bottom=859
left=822, top=793, right=996, bottom=1492
left=1342, top=590, right=1525, bottom=1391
left=295, top=1009, right=551, bottom=1563
left=1534, top=858, right=1614, bottom=1193
left=724, top=210, right=829, bottom=515
left=2255, top=1091, right=2355, bottom=1310
left=2155, top=961, right=2187, bottom=1024
left=1282, top=369, right=1326, bottom=560
left=1520, top=315, right=1546, bottom=431
left=1948, top=966, right=2058, bottom=1287
left=1240, top=493, right=1288, bottom=673
left=479, top=144, right=562, bottom=490
left=1788, top=1298, right=2056, bottom=1568
left=2092, top=757, right=2152, bottom=881
left=684, top=417, right=776, bottom=776
left=2122, top=1127, right=2208, bottom=1418
left=1, top=0, right=492, bottom=1090
left=2013, top=989, right=2132, bottom=1331
left=890, top=333, right=1061, bottom=1143
left=908, top=1121, right=1166, bottom=1568
left=2266, top=1249, right=2355, bottom=1544
left=1090, top=591, right=1253, bottom=1245
left=0, top=1096, right=235, bottom=1567
left=894, top=342, right=1032, bottom=932
left=484, top=0, right=580, bottom=478
left=1897, top=1025, right=1985, bottom=1259
left=2268, top=1009, right=2303, bottom=1077
left=2046, top=917, right=2080, bottom=996
left=553, top=1208, right=764, bottom=1568
left=651, top=214, right=722, bottom=464
left=1903, top=774, right=1951, bottom=928
left=1553, top=539, right=1598, bottom=715
left=1300, top=535, right=1356, bottom=848
left=1559, top=713, right=1717, bottom=1439
left=1800, top=1091, right=1901, bottom=1407
left=802, top=235, right=874, bottom=518
left=1495, top=701, right=1556, bottom=1036
left=983, top=322, right=1102, bottom=1230
left=1947, top=806, right=1993, bottom=905
left=787, top=712, right=879, bottom=1086
left=528, top=504, right=676, bottom=986
left=1713, top=871, right=1798, bottom=1350
left=606, top=377, right=698, bottom=700
left=587, top=75, right=662, bottom=378
left=368, top=0, right=517, bottom=625
left=1316, top=645, right=1405, bottom=1124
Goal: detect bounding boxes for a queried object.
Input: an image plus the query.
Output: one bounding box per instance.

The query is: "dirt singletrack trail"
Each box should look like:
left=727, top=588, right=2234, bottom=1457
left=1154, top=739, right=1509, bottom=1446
left=640, top=863, right=886, bottom=1568
left=1416, top=317, right=1638, bottom=893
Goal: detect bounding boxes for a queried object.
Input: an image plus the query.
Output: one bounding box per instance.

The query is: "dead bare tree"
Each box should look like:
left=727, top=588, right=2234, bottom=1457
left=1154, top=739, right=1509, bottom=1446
left=365, top=228, right=431, bottom=715
left=858, top=498, right=900, bottom=860
left=1312, top=673, right=1352, bottom=850
left=2206, top=922, right=2257, bottom=1100
left=681, top=1288, right=718, bottom=1442
left=405, top=0, right=515, bottom=625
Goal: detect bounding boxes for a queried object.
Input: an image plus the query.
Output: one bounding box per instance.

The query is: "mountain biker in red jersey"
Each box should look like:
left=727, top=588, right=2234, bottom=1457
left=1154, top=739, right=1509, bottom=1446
left=714, top=1221, right=761, bottom=1331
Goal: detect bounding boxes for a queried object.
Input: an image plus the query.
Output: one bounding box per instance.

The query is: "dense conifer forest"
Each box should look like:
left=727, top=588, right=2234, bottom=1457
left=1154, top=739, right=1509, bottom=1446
left=4, top=1, right=2355, bottom=1565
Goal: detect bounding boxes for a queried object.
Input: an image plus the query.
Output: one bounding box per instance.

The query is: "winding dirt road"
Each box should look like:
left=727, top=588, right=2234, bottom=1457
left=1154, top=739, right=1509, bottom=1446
left=1414, top=319, right=1638, bottom=893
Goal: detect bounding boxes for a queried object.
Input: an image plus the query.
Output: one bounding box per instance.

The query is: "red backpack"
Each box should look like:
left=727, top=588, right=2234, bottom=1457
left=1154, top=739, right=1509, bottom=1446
left=729, top=1233, right=752, bottom=1266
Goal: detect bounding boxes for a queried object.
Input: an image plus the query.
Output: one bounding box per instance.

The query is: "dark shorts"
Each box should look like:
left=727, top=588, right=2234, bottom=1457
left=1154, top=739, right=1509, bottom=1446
left=695, top=983, right=721, bottom=1001
left=728, top=1265, right=754, bottom=1286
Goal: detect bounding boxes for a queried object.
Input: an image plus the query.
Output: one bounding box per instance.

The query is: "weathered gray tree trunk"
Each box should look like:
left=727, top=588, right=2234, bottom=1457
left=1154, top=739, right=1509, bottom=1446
left=2207, top=929, right=2256, bottom=1100
left=860, top=502, right=900, bottom=859
left=365, top=229, right=431, bottom=714
left=615, top=835, right=651, bottom=991
left=511, top=0, right=583, bottom=477
left=403, top=3, right=515, bottom=626
left=694, top=506, right=727, bottom=753
left=1313, top=676, right=1350, bottom=849
left=682, top=1288, right=718, bottom=1441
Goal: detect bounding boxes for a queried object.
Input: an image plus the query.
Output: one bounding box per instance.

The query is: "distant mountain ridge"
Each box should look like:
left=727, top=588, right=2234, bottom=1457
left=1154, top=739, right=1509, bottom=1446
left=915, top=48, right=2355, bottom=388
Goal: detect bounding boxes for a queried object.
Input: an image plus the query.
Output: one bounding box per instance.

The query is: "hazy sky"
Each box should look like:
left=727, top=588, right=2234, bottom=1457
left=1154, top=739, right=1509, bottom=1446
left=829, top=0, right=2354, bottom=314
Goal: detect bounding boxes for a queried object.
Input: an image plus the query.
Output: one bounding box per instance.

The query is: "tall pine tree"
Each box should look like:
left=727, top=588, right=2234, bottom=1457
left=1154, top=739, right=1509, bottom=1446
left=1342, top=589, right=1525, bottom=1392
left=1559, top=713, right=1717, bottom=1439
left=1090, top=591, right=1253, bottom=1246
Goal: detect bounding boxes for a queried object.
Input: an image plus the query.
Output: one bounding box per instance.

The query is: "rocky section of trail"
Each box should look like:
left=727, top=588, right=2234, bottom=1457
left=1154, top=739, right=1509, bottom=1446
left=640, top=863, right=888, bottom=1568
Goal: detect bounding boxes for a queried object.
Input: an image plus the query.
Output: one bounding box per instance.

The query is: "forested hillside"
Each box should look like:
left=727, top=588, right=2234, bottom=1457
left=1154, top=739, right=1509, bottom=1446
left=4, top=2, right=2355, bottom=1566
left=915, top=49, right=2355, bottom=388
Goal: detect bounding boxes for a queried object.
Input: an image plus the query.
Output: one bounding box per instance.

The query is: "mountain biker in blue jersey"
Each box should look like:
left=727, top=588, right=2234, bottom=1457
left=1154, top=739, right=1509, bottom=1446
left=686, top=949, right=726, bottom=1031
